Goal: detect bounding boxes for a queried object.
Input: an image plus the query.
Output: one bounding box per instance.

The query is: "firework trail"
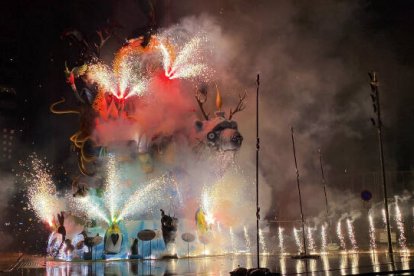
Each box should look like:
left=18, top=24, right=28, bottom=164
left=368, top=214, right=377, bottom=251
left=336, top=221, right=346, bottom=250
left=243, top=226, right=251, bottom=253
left=293, top=227, right=303, bottom=253
left=394, top=203, right=408, bottom=251
left=25, top=156, right=63, bottom=227
left=321, top=224, right=327, bottom=252
left=278, top=227, right=285, bottom=254
left=346, top=219, right=358, bottom=251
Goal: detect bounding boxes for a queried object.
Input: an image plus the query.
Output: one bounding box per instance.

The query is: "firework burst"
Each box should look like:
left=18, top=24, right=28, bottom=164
left=158, top=34, right=211, bottom=80
left=87, top=60, right=148, bottom=100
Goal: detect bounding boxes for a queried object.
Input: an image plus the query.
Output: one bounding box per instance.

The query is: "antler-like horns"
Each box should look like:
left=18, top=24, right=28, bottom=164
left=195, top=88, right=209, bottom=120
left=228, top=92, right=247, bottom=120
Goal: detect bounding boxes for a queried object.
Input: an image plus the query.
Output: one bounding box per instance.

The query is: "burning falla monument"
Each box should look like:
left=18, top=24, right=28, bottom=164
left=30, top=24, right=251, bottom=261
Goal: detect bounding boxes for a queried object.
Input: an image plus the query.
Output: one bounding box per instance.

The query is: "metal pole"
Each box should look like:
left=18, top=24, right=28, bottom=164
left=369, top=72, right=393, bottom=255
left=255, top=74, right=261, bottom=268
left=291, top=127, right=307, bottom=255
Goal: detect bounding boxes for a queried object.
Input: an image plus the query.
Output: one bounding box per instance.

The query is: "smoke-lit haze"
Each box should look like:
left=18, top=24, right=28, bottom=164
left=1, top=0, right=414, bottom=253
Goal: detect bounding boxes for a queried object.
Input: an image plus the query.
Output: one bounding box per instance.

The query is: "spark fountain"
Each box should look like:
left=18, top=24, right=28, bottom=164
left=336, top=221, right=347, bottom=251
left=278, top=227, right=285, bottom=254
left=321, top=224, right=327, bottom=253
left=394, top=202, right=408, bottom=252
left=259, top=228, right=268, bottom=254
left=306, top=226, right=316, bottom=253
left=25, top=23, right=256, bottom=261
left=368, top=214, right=377, bottom=251
left=293, top=227, right=303, bottom=254
left=346, top=219, right=358, bottom=252
left=243, top=226, right=251, bottom=253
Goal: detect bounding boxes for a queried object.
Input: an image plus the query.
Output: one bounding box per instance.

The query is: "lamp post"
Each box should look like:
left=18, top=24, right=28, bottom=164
left=368, top=72, right=393, bottom=256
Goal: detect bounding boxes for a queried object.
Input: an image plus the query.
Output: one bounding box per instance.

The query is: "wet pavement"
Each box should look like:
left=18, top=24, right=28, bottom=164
left=0, top=253, right=22, bottom=272
left=7, top=252, right=414, bottom=275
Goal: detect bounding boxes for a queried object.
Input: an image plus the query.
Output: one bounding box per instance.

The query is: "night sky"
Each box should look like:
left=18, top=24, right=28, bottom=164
left=1, top=0, right=414, bottom=253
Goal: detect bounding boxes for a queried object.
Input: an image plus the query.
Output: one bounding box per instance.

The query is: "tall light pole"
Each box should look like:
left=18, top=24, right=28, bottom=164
left=368, top=72, right=393, bottom=255
left=255, top=74, right=261, bottom=268
left=291, top=127, right=307, bottom=256
left=319, top=149, right=329, bottom=220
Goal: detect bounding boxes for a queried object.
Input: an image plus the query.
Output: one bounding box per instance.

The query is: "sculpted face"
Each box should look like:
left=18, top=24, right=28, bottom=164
left=194, top=117, right=243, bottom=152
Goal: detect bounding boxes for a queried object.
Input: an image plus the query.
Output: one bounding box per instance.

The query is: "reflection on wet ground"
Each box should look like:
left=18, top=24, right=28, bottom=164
left=14, top=252, right=414, bottom=275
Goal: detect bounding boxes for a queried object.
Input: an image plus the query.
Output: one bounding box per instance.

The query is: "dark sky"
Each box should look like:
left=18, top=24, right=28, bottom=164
left=1, top=0, right=414, bottom=252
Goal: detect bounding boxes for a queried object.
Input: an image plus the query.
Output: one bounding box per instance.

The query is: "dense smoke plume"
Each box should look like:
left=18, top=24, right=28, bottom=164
left=145, top=0, right=414, bottom=221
